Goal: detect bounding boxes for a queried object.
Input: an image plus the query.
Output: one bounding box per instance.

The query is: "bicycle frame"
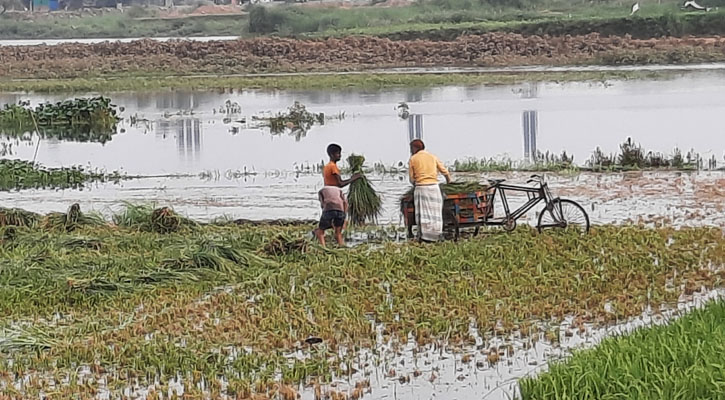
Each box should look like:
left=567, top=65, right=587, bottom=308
left=485, top=181, right=552, bottom=225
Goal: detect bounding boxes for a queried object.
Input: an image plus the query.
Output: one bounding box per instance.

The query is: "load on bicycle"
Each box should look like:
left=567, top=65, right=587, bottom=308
left=402, top=140, right=590, bottom=242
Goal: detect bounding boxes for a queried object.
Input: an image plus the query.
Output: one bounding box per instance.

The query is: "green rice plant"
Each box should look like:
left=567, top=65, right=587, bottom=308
left=0, top=205, right=723, bottom=398
left=346, top=154, right=382, bottom=226
left=164, top=237, right=275, bottom=275
left=519, top=300, right=725, bottom=400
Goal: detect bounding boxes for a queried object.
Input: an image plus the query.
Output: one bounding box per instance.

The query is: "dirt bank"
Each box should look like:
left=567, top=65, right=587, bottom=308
left=1, top=33, right=724, bottom=79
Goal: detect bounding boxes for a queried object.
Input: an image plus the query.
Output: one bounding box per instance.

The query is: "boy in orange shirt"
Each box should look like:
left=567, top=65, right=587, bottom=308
left=314, top=143, right=360, bottom=246
left=322, top=143, right=360, bottom=188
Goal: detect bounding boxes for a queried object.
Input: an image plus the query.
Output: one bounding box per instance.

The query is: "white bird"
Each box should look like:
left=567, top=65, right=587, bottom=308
left=631, top=2, right=640, bottom=15
left=682, top=1, right=711, bottom=12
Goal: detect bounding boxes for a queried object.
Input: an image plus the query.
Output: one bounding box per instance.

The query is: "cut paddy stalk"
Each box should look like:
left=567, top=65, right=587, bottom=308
left=0, top=204, right=723, bottom=398
left=346, top=154, right=382, bottom=226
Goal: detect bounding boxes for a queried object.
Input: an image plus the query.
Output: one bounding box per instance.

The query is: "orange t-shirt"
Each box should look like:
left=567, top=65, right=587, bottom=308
left=323, top=161, right=341, bottom=186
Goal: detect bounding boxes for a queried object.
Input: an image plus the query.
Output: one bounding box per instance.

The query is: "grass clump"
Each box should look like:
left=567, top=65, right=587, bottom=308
left=520, top=300, right=725, bottom=400
left=113, top=204, right=199, bottom=234
left=346, top=154, right=382, bottom=226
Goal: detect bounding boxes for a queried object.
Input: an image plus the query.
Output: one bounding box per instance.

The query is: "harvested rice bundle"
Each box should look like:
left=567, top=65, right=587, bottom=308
left=347, top=154, right=382, bottom=226
left=400, top=181, right=489, bottom=207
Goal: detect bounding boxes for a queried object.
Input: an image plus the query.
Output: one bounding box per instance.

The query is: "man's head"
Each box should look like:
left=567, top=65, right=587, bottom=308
left=410, top=139, right=425, bottom=155
left=327, top=143, right=342, bottom=162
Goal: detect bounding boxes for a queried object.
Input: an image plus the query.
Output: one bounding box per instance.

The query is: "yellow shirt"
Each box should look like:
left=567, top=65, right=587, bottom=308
left=409, top=150, right=451, bottom=185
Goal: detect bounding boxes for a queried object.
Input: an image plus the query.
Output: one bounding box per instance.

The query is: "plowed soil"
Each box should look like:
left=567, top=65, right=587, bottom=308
left=1, top=33, right=724, bottom=79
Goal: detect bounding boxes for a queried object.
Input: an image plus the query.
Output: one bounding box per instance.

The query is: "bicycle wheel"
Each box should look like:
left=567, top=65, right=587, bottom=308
left=537, top=199, right=590, bottom=234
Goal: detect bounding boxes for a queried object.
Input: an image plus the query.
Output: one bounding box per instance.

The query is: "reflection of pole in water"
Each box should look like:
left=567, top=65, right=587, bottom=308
left=522, top=110, right=538, bottom=162
left=176, top=118, right=202, bottom=160
left=157, top=120, right=172, bottom=139
left=407, top=114, right=424, bottom=143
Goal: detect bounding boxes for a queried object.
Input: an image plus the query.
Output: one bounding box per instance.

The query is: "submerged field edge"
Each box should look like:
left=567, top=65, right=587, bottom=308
left=0, top=69, right=686, bottom=93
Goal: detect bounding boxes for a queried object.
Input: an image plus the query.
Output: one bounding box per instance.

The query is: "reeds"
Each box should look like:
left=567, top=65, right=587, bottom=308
left=587, top=137, right=702, bottom=171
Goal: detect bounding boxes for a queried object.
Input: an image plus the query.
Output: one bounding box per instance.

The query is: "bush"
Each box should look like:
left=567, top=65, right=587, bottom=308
left=126, top=6, right=148, bottom=19
left=249, top=6, right=289, bottom=34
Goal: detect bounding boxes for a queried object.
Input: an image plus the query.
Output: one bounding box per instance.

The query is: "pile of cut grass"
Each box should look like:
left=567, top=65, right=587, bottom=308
left=112, top=203, right=199, bottom=234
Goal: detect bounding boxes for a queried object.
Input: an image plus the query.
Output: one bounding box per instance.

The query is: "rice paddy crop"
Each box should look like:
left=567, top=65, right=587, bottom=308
left=0, top=204, right=723, bottom=397
left=346, top=154, right=382, bottom=226
left=519, top=300, right=725, bottom=400
left=0, top=159, right=122, bottom=191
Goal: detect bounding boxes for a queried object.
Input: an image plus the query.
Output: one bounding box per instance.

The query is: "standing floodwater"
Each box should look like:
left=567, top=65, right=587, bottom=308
left=1, top=71, right=724, bottom=221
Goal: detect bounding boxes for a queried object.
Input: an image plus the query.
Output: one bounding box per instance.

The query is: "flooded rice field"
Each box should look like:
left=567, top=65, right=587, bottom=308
left=1, top=70, right=725, bottom=225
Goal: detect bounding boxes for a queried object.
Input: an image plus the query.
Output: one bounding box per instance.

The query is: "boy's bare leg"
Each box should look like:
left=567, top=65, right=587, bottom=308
left=334, top=226, right=344, bottom=246
left=314, top=228, right=326, bottom=246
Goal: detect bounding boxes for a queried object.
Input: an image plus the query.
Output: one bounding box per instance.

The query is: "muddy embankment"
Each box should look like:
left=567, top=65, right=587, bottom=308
left=2, top=33, right=725, bottom=79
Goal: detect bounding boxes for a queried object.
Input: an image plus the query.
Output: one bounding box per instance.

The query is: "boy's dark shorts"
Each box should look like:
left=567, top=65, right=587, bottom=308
left=319, top=210, right=346, bottom=230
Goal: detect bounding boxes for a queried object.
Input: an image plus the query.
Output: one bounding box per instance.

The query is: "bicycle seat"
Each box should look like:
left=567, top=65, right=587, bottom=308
left=488, top=179, right=506, bottom=185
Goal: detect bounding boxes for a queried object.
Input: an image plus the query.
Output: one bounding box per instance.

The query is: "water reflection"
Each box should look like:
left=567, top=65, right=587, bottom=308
left=175, top=118, right=202, bottom=161
left=3, top=71, right=725, bottom=175
left=155, top=92, right=200, bottom=111
left=523, top=111, right=539, bottom=162
left=407, top=114, right=424, bottom=142
left=520, top=83, right=540, bottom=162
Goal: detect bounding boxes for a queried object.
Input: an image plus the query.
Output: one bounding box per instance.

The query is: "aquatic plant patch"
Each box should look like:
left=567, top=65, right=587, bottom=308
left=0, top=97, right=120, bottom=143
left=0, top=159, right=122, bottom=191
left=252, top=101, right=326, bottom=140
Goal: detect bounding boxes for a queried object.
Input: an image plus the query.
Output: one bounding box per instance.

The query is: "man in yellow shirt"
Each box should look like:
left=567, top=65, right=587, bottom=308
left=408, top=139, right=451, bottom=242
